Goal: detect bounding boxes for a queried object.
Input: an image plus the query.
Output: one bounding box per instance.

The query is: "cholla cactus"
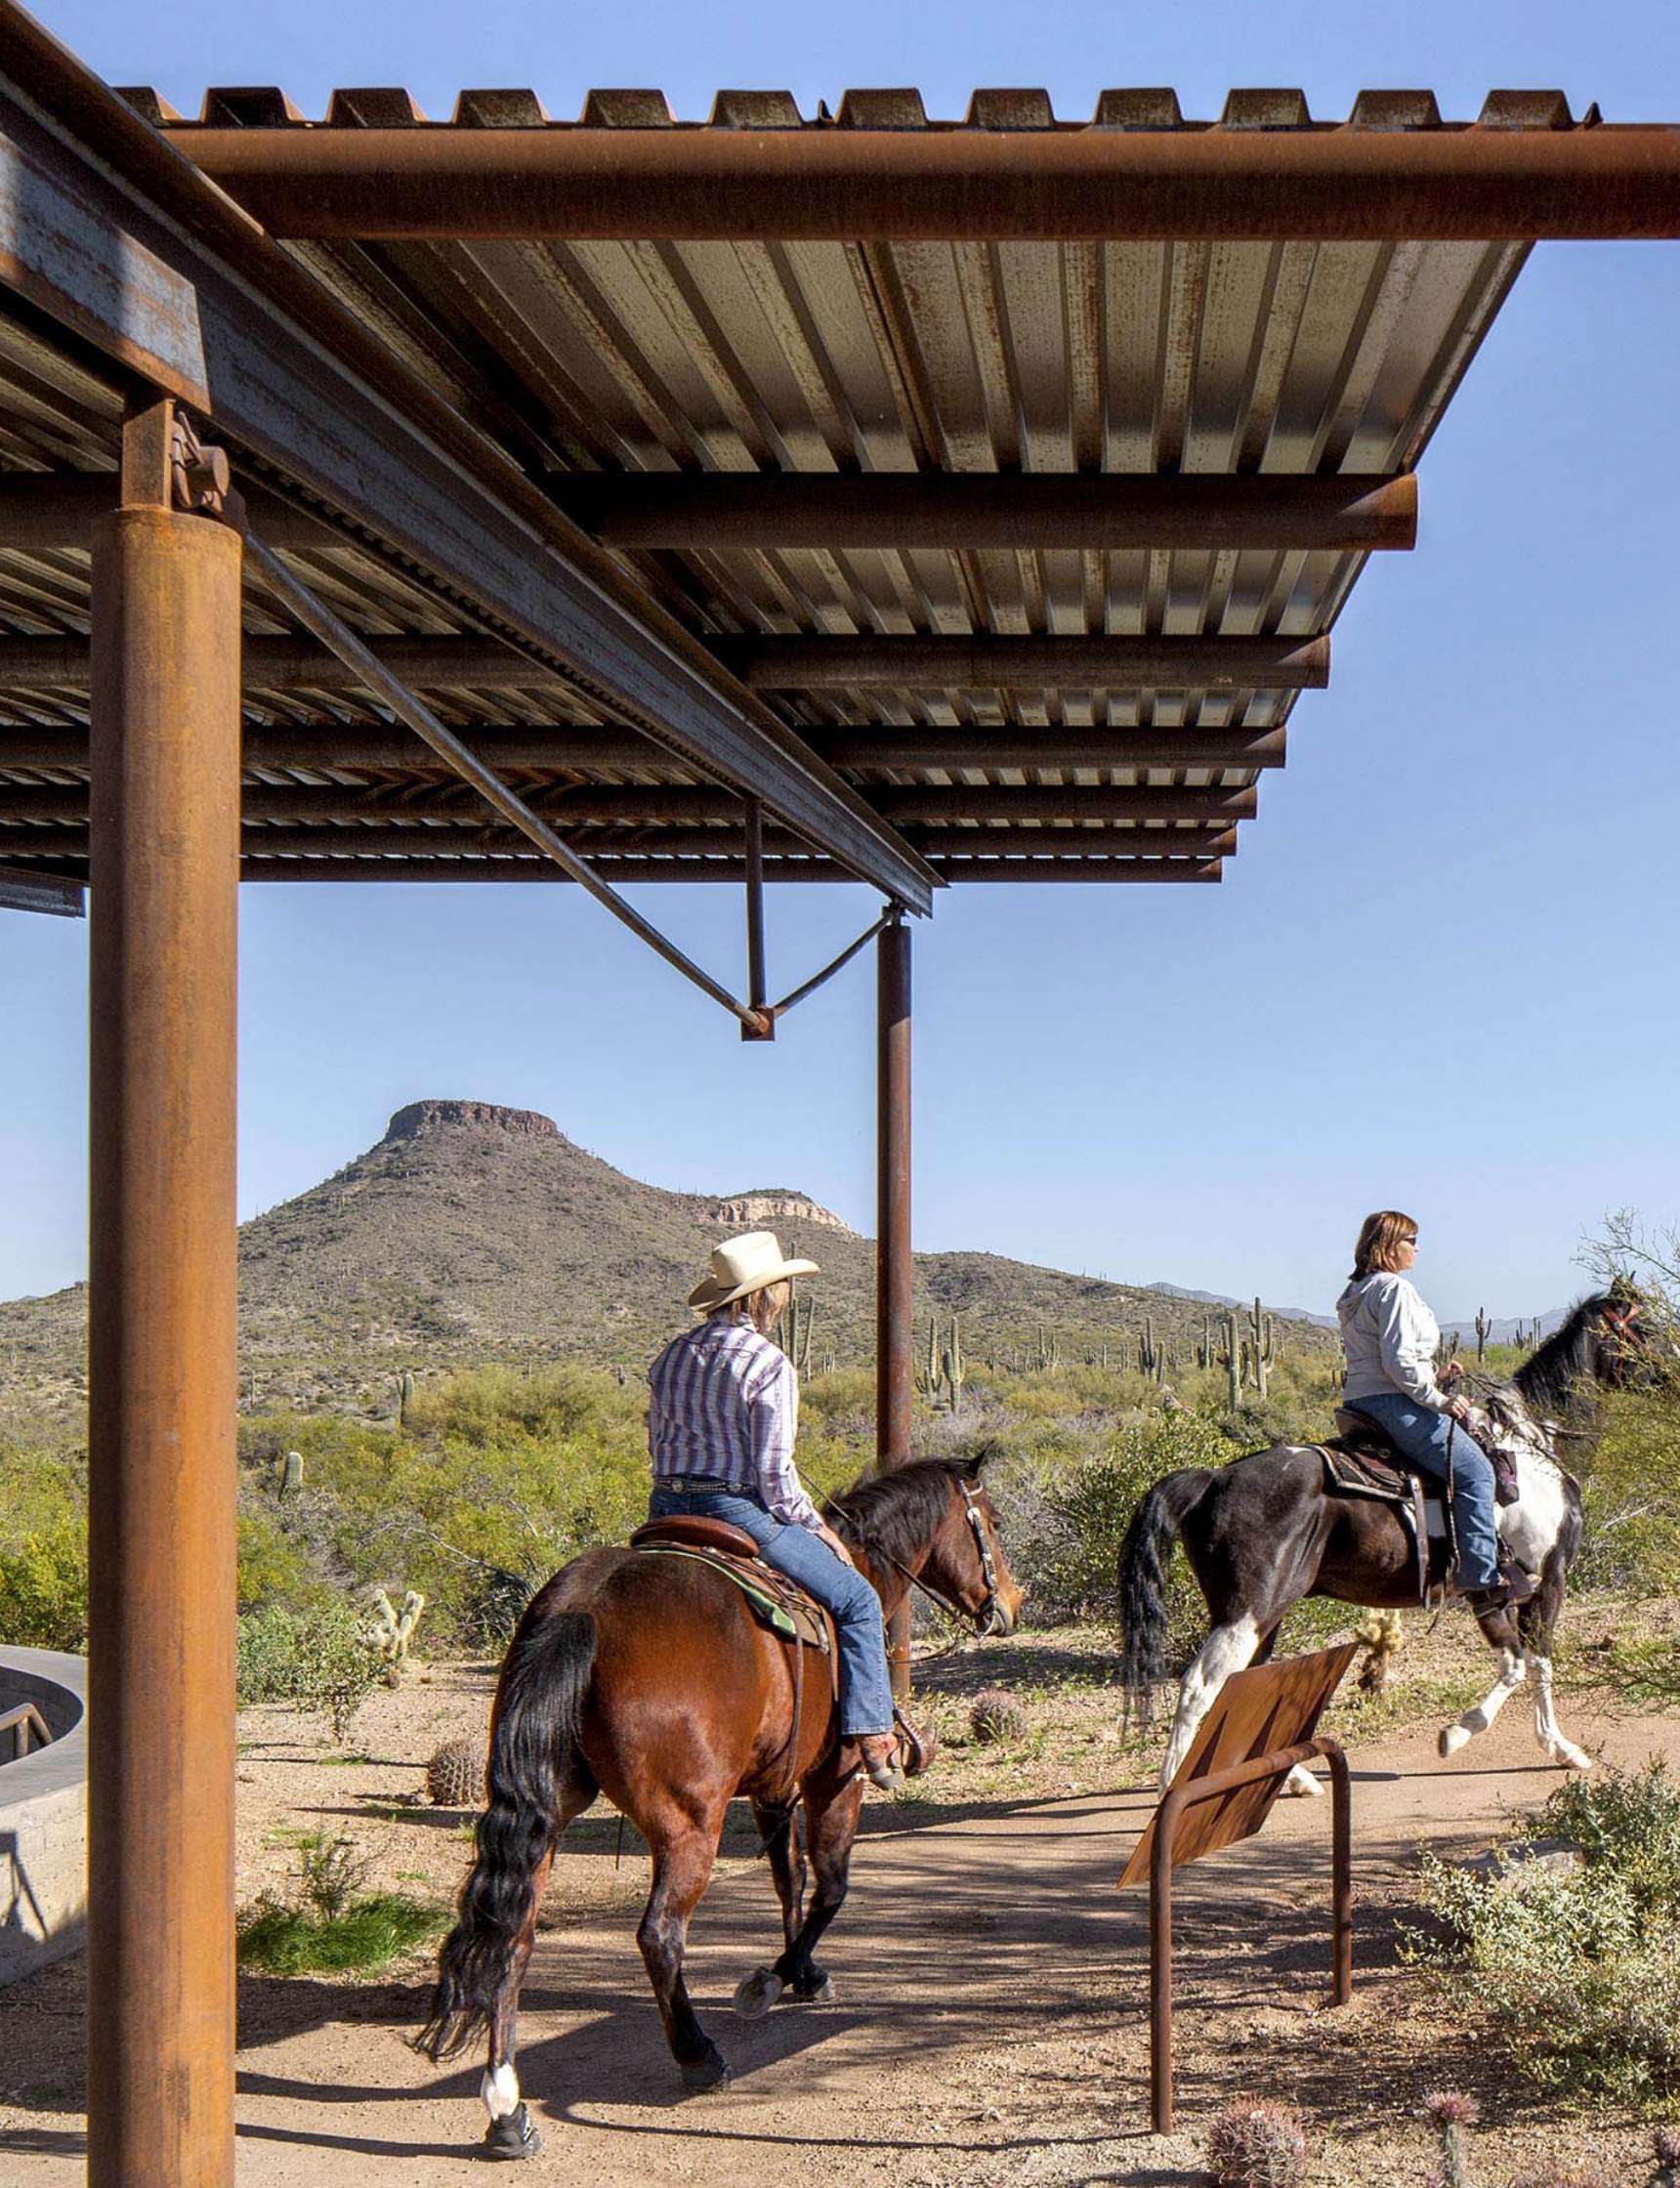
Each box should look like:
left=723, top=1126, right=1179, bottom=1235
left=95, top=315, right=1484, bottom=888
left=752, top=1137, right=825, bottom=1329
left=1356, top=1608, right=1405, bottom=1695
left=969, top=1688, right=1028, bottom=1745
left=1205, top=2097, right=1309, bottom=2188
left=367, top=1587, right=425, bottom=1681
left=425, top=1735, right=484, bottom=1808
left=1421, top=2092, right=1480, bottom=2188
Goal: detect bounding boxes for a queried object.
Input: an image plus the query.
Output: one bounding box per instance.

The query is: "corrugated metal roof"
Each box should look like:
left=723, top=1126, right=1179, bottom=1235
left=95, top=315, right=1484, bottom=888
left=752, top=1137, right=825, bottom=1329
left=0, top=90, right=1540, bottom=883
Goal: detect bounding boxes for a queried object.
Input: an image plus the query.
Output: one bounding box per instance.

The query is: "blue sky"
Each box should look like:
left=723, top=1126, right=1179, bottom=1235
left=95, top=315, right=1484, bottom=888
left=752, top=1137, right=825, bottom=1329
left=4, top=0, right=1678, bottom=1324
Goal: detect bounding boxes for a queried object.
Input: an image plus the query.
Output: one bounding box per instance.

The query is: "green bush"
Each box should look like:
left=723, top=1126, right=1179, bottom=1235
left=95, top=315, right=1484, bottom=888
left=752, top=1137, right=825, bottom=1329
left=236, top=1599, right=380, bottom=1740
left=1412, top=1759, right=1680, bottom=2102
left=0, top=1525, right=87, bottom=1650
left=1575, top=1386, right=1680, bottom=1596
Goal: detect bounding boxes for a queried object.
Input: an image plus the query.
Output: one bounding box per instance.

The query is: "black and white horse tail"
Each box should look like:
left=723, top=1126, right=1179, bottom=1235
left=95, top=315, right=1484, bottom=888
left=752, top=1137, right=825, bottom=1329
left=417, top=1609, right=597, bottom=2061
left=1118, top=1467, right=1215, bottom=1714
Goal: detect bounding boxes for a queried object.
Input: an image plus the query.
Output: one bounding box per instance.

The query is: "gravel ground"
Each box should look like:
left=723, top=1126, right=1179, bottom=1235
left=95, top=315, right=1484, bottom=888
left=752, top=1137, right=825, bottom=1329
left=1, top=1611, right=1676, bottom=2185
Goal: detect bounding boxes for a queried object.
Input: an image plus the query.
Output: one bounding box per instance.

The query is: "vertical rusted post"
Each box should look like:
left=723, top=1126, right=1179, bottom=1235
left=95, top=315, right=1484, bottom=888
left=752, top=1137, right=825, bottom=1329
left=876, top=910, right=913, bottom=1699
left=87, top=398, right=242, bottom=2188
left=741, top=798, right=770, bottom=1040
left=1325, top=1739, right=1354, bottom=2004
left=1149, top=1787, right=1183, bottom=2133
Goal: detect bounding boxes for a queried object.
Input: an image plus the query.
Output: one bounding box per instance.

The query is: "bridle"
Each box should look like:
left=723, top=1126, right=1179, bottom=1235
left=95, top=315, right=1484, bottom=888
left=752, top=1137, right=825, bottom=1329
left=821, top=1475, right=1010, bottom=1639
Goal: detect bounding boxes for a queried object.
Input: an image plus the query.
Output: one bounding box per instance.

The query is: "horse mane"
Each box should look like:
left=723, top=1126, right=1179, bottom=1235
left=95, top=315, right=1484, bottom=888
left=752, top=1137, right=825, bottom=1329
left=1513, top=1294, right=1610, bottom=1417
left=828, top=1456, right=970, bottom=1566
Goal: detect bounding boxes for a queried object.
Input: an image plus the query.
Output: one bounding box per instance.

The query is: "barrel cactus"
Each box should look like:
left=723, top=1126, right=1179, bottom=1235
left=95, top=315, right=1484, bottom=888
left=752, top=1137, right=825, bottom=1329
left=425, top=1735, right=484, bottom=1808
left=1206, top=2097, right=1309, bottom=2188
left=969, top=1688, right=1028, bottom=1745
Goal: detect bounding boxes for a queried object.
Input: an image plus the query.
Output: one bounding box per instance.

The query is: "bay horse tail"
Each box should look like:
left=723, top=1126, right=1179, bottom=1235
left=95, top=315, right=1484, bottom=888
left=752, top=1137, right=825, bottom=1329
left=417, top=1609, right=597, bottom=2061
left=1118, top=1469, right=1215, bottom=1720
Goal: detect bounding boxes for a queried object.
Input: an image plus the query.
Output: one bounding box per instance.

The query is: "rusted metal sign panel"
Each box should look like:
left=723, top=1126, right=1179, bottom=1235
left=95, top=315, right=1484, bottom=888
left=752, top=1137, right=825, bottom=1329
left=1118, top=1640, right=1357, bottom=1886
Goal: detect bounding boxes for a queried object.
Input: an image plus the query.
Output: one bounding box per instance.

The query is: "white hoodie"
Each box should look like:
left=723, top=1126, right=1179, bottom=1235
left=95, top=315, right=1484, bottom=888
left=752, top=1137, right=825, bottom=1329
left=1337, top=1271, right=1450, bottom=1412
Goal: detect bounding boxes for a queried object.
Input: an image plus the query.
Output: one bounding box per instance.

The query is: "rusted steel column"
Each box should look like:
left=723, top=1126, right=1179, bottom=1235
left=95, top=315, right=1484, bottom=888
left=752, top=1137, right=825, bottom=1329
left=87, top=403, right=242, bottom=2188
left=1325, top=1739, right=1354, bottom=2004
left=876, top=914, right=913, bottom=1699
left=1149, top=1788, right=1183, bottom=2133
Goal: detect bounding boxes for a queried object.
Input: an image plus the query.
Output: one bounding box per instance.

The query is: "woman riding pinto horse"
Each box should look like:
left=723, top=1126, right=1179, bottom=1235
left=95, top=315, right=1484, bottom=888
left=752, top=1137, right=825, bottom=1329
left=419, top=1235, right=1023, bottom=2161
left=1120, top=1221, right=1651, bottom=1797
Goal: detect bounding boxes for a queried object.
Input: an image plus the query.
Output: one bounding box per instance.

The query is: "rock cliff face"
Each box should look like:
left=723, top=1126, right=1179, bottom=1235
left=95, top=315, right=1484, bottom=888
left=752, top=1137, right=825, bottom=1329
left=0, top=1097, right=1335, bottom=1418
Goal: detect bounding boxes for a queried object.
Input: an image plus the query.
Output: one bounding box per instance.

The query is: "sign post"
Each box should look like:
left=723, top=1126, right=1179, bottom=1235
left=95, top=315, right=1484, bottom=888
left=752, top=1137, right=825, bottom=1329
left=1118, top=1643, right=1358, bottom=2132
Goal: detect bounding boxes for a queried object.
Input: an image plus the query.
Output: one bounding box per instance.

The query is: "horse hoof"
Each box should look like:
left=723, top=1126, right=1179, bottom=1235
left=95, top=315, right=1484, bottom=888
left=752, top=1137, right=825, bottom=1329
left=1439, top=1725, right=1471, bottom=1759
left=733, top=1967, right=785, bottom=2020
left=680, top=2046, right=731, bottom=2093
left=482, top=2102, right=542, bottom=2161
left=783, top=1972, right=836, bottom=2006
left=1281, top=1765, right=1323, bottom=1799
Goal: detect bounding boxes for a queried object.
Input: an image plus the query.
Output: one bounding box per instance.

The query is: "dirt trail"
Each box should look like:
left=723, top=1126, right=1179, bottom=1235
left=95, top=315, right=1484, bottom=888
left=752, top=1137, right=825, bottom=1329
left=3, top=1697, right=1676, bottom=2186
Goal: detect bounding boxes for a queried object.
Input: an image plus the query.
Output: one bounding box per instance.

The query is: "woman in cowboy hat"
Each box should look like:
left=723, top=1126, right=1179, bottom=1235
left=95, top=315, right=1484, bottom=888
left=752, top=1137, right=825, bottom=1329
left=646, top=1230, right=906, bottom=1791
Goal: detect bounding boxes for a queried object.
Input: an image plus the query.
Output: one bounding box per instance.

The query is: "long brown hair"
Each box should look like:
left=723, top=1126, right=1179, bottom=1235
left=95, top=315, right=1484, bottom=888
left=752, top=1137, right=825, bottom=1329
left=1350, top=1209, right=1418, bottom=1282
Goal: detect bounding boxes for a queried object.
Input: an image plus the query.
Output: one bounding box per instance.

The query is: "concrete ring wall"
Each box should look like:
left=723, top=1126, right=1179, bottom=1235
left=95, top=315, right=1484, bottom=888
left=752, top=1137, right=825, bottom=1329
left=0, top=1646, right=87, bottom=1984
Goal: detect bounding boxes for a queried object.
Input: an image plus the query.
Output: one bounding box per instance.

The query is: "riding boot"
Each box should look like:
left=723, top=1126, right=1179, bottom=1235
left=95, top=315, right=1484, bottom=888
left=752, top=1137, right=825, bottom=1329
left=1459, top=1559, right=1537, bottom=1616
left=857, top=1732, right=905, bottom=1792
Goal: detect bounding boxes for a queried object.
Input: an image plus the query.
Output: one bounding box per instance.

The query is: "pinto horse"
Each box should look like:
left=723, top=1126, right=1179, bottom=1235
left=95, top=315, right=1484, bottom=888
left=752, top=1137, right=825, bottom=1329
left=1119, top=1292, right=1651, bottom=1795
left=418, top=1452, right=1023, bottom=2159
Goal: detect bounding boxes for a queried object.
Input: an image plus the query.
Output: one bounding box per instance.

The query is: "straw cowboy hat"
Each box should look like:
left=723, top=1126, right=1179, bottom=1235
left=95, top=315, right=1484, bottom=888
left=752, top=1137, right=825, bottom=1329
left=687, top=1231, right=819, bottom=1313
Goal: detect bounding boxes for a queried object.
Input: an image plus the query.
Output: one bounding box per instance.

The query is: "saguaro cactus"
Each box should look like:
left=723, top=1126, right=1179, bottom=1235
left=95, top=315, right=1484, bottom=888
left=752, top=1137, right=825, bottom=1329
left=1474, top=1308, right=1491, bottom=1363
left=1217, top=1310, right=1241, bottom=1411
left=276, top=1449, right=303, bottom=1498
left=941, top=1315, right=967, bottom=1413
left=1246, top=1296, right=1273, bottom=1398
left=397, top=1368, right=416, bottom=1428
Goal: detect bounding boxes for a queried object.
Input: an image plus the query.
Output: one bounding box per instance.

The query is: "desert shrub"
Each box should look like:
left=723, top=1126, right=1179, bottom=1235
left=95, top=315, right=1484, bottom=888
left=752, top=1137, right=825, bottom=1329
left=1021, top=1408, right=1233, bottom=1626
left=237, top=1832, right=441, bottom=1976
left=1412, top=1759, right=1680, bottom=2102
left=236, top=1508, right=330, bottom=1614
left=1574, top=1385, right=1680, bottom=1596
left=236, top=1599, right=380, bottom=1740
left=0, top=1443, right=88, bottom=1649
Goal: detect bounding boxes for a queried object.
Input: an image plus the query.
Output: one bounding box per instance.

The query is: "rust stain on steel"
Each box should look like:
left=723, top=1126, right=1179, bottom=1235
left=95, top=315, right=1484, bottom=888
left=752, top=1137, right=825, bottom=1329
left=1119, top=1641, right=1358, bottom=1887
left=172, top=120, right=1680, bottom=243
left=86, top=481, right=241, bottom=2187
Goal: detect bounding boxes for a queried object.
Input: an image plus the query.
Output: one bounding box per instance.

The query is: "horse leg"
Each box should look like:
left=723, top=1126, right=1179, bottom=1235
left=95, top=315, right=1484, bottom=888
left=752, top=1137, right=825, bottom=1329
left=733, top=1800, right=807, bottom=2020
left=636, top=1806, right=731, bottom=2091
left=477, top=1846, right=554, bottom=2159
left=1520, top=1563, right=1592, bottom=1773
left=771, top=1774, right=863, bottom=2005
left=1438, top=1605, right=1527, bottom=1759
left=1158, top=1613, right=1262, bottom=1788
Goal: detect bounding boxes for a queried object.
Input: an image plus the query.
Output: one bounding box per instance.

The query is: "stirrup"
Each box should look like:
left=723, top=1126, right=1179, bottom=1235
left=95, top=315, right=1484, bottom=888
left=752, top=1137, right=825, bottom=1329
left=893, top=1705, right=936, bottom=1779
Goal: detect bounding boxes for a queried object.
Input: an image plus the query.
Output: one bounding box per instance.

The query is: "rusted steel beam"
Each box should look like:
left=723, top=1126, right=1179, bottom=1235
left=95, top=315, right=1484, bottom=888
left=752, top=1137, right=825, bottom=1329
left=0, top=628, right=1327, bottom=696
left=0, top=783, right=1256, bottom=827
left=169, top=119, right=1680, bottom=243
left=0, top=722, right=1285, bottom=775
left=720, top=634, right=1329, bottom=691
left=827, top=727, right=1286, bottom=771
left=0, top=821, right=1237, bottom=861
left=876, top=915, right=914, bottom=1701
left=0, top=26, right=934, bottom=911
left=86, top=420, right=241, bottom=2188
left=559, top=472, right=1415, bottom=552
left=0, top=723, right=672, bottom=773
left=0, top=860, right=82, bottom=913
left=0, top=471, right=341, bottom=553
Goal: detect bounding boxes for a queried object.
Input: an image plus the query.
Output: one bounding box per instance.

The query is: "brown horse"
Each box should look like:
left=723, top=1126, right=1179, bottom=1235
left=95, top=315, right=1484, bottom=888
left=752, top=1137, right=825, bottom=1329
left=418, top=1452, right=1023, bottom=2160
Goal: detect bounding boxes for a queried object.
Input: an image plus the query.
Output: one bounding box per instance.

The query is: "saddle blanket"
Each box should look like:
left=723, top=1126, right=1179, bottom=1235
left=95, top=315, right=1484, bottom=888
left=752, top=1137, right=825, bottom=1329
left=627, top=1529, right=834, bottom=1661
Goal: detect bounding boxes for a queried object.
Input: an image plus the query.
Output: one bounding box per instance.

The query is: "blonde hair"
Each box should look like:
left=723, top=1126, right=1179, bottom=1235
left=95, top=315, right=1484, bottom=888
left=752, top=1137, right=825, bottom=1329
left=1351, top=1210, right=1419, bottom=1282
left=708, top=1279, right=791, bottom=1334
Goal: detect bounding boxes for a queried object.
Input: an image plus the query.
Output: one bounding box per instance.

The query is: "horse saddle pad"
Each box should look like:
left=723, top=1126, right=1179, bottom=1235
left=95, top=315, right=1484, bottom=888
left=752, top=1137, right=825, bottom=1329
left=627, top=1518, right=833, bottom=1656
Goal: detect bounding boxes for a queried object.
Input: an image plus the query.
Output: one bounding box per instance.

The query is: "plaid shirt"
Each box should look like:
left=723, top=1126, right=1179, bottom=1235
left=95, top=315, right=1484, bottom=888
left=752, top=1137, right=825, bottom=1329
left=648, top=1317, right=819, bottom=1530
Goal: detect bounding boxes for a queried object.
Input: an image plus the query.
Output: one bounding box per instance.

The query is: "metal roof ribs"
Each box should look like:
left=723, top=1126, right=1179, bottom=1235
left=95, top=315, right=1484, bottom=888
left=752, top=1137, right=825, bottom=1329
left=0, top=23, right=934, bottom=910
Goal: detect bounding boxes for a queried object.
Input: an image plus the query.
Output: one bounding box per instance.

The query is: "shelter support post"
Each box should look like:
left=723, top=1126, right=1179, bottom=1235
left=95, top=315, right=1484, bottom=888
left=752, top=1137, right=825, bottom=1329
left=875, top=913, right=913, bottom=1700
left=1147, top=1737, right=1352, bottom=2133
left=86, top=399, right=242, bottom=2188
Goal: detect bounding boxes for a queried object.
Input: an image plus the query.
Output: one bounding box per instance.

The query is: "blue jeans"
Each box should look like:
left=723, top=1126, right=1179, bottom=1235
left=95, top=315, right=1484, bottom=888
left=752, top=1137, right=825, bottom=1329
left=647, top=1483, right=895, bottom=1738
left=1352, top=1392, right=1501, bottom=1590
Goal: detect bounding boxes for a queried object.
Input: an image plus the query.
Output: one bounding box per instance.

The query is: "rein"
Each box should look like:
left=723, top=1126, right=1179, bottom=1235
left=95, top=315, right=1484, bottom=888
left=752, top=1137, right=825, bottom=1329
left=819, top=1477, right=1006, bottom=1639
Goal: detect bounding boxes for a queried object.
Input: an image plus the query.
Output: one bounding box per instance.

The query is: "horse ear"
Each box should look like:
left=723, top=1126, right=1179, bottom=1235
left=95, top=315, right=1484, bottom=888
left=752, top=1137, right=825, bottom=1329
left=961, top=1442, right=996, bottom=1478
